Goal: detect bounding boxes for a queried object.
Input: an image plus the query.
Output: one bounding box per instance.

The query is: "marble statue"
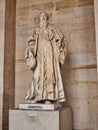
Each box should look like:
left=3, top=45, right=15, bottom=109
left=25, top=12, right=67, bottom=104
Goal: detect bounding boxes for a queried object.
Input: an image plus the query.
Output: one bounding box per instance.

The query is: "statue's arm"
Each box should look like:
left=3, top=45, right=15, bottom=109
left=59, top=39, right=67, bottom=66
left=52, top=25, right=67, bottom=66
left=25, top=28, right=37, bottom=57
left=25, top=30, right=37, bottom=70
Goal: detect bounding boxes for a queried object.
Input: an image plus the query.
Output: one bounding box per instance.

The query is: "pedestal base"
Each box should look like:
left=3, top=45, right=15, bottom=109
left=9, top=107, right=72, bottom=130
left=19, top=103, right=62, bottom=110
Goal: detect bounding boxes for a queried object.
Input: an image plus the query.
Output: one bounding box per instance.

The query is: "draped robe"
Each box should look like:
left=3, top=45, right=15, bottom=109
left=25, top=23, right=66, bottom=102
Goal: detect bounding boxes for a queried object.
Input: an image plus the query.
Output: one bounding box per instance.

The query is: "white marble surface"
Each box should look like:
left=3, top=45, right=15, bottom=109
left=19, top=103, right=62, bottom=110
left=9, top=108, right=72, bottom=130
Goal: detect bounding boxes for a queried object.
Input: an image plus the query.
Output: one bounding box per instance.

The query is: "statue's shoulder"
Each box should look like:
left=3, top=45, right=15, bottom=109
left=47, top=23, right=61, bottom=32
left=30, top=26, right=40, bottom=35
left=49, top=24, right=64, bottom=38
left=47, top=23, right=55, bottom=29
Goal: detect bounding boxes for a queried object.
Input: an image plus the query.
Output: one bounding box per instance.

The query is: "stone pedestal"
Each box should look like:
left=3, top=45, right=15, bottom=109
left=9, top=107, right=72, bottom=130
left=19, top=103, right=62, bottom=110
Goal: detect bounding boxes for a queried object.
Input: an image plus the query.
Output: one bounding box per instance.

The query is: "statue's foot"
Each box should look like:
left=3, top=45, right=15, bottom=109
left=45, top=100, right=51, bottom=104
left=30, top=100, right=37, bottom=103
left=26, top=99, right=37, bottom=104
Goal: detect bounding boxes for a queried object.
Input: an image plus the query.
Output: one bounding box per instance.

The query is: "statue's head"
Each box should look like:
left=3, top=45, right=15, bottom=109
left=39, top=12, right=48, bottom=23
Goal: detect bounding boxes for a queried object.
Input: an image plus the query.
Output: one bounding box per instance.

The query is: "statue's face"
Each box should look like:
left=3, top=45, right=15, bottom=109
left=39, top=13, right=47, bottom=23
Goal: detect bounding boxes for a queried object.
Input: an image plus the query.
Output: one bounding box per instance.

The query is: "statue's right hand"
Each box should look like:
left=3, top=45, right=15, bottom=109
left=25, top=46, right=33, bottom=60
left=26, top=55, right=36, bottom=70
left=26, top=46, right=33, bottom=51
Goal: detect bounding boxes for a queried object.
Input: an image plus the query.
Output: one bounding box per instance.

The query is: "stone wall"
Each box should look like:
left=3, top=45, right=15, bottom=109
left=3, top=0, right=16, bottom=130
left=16, top=0, right=97, bottom=130
left=94, top=0, right=98, bottom=78
left=0, top=0, right=5, bottom=129
left=0, top=0, right=16, bottom=129
left=94, top=0, right=98, bottom=129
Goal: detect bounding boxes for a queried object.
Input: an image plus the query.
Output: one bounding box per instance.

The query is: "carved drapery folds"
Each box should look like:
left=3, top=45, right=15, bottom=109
left=25, top=12, right=67, bottom=103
